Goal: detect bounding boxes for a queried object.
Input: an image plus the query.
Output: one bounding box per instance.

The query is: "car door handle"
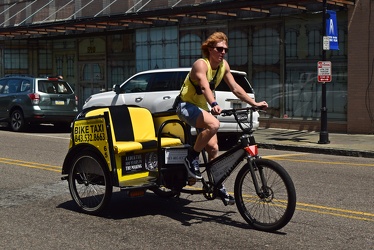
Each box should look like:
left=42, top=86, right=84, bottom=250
left=163, top=96, right=171, bottom=100
left=135, top=97, right=143, bottom=102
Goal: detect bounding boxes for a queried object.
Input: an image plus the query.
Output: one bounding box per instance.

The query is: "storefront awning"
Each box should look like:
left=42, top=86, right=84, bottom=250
left=0, top=0, right=354, bottom=38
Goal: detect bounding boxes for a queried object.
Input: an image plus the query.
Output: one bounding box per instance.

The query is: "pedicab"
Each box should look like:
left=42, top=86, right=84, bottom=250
left=61, top=104, right=188, bottom=212
left=61, top=104, right=296, bottom=232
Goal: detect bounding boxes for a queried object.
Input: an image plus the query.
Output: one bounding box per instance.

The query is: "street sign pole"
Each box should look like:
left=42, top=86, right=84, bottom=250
left=319, top=0, right=330, bottom=144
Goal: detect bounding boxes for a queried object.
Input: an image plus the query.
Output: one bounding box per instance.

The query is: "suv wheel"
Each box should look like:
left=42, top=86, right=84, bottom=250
left=10, top=109, right=26, bottom=132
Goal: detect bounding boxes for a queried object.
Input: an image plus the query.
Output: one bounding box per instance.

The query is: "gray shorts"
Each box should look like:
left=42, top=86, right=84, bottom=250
left=176, top=102, right=203, bottom=128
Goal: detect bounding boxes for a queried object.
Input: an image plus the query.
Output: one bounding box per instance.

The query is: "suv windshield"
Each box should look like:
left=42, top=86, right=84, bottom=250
left=38, top=80, right=73, bottom=94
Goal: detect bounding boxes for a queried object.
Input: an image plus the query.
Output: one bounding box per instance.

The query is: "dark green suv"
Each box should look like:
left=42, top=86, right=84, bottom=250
left=0, top=75, right=78, bottom=131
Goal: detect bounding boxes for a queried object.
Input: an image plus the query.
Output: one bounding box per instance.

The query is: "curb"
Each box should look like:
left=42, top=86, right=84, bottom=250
left=257, top=143, right=374, bottom=158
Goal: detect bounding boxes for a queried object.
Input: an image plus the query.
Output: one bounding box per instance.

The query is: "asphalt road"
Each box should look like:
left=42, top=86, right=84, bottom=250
left=0, top=125, right=373, bottom=249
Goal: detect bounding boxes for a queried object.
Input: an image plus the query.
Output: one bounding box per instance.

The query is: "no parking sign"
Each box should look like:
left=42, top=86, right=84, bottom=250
left=317, top=61, right=332, bottom=83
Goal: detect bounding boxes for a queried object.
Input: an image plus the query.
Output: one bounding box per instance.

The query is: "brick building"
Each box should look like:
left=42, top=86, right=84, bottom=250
left=0, top=0, right=373, bottom=134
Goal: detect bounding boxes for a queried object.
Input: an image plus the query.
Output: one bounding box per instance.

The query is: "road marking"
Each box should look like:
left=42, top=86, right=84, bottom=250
left=263, top=153, right=309, bottom=159
left=19, top=133, right=71, bottom=140
left=0, top=157, right=61, bottom=172
left=2, top=156, right=373, bottom=222
left=266, top=157, right=374, bottom=167
left=296, top=202, right=374, bottom=222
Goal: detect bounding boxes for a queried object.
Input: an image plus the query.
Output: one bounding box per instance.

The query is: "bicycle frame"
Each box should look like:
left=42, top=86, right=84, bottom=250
left=179, top=107, right=265, bottom=197
left=202, top=134, right=256, bottom=187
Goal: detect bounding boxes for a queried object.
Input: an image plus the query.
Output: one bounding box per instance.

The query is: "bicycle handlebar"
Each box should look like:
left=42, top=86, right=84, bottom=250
left=219, top=106, right=266, bottom=133
left=220, top=106, right=265, bottom=116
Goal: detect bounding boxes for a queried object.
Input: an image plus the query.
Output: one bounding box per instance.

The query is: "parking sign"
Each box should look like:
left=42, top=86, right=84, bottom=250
left=317, top=61, right=332, bottom=82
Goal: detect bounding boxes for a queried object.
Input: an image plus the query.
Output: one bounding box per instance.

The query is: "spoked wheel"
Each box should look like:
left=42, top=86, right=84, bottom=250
left=234, top=159, right=296, bottom=232
left=68, top=151, right=112, bottom=215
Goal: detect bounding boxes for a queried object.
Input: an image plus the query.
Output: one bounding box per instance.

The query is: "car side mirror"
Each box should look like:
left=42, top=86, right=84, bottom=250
left=114, top=84, right=121, bottom=94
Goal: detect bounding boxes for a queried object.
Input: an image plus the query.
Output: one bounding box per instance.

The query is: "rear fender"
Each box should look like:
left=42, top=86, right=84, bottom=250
left=62, top=144, right=110, bottom=175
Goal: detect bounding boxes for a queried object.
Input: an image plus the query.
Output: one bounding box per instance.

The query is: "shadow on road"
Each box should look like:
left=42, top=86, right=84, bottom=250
left=57, top=191, right=259, bottom=231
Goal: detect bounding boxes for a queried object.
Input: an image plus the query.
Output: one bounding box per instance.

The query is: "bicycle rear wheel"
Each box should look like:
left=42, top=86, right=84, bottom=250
left=68, top=150, right=112, bottom=215
left=234, top=158, right=296, bottom=231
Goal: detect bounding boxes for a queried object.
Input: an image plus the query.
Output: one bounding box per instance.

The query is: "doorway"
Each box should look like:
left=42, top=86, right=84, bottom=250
left=78, top=62, right=106, bottom=109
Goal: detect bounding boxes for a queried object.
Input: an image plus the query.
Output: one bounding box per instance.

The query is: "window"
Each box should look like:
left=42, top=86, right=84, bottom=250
left=67, top=55, right=75, bottom=77
left=307, top=28, right=321, bottom=58
left=216, top=73, right=254, bottom=93
left=252, top=26, right=281, bottom=110
left=39, top=48, right=53, bottom=70
left=147, top=72, right=175, bottom=92
left=122, top=74, right=152, bottom=93
left=7, top=79, right=21, bottom=93
left=179, top=33, right=201, bottom=67
left=111, top=67, right=124, bottom=88
left=253, top=27, right=280, bottom=65
left=228, top=30, right=248, bottom=66
left=331, top=27, right=346, bottom=57
left=4, top=49, right=28, bottom=69
left=136, top=26, right=178, bottom=71
left=173, top=72, right=189, bottom=90
left=20, top=80, right=31, bottom=92
left=285, top=29, right=298, bottom=58
left=38, top=80, right=73, bottom=94
left=56, top=56, right=63, bottom=76
left=0, top=80, right=7, bottom=94
left=254, top=71, right=280, bottom=109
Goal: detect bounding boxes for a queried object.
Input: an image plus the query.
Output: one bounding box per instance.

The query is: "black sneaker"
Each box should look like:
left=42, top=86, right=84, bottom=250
left=184, top=156, right=202, bottom=180
left=218, top=187, right=235, bottom=206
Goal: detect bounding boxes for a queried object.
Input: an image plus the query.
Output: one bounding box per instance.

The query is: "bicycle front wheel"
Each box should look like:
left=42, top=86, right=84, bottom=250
left=234, top=158, right=296, bottom=232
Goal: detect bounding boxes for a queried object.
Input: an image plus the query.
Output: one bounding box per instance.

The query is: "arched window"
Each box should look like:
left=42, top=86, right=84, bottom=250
left=179, top=33, right=201, bottom=67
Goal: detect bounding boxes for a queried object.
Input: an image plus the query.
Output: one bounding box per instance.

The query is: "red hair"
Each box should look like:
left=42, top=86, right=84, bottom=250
left=201, top=32, right=228, bottom=57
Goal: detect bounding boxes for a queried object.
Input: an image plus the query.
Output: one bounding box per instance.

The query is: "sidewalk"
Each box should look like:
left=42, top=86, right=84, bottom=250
left=254, top=128, right=374, bottom=158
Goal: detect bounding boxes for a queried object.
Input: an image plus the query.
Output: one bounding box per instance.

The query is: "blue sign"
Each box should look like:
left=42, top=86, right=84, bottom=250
left=326, top=10, right=339, bottom=50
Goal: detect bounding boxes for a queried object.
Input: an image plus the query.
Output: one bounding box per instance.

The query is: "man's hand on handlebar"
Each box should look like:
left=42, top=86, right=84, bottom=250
left=211, top=101, right=268, bottom=116
left=256, top=101, right=268, bottom=110
left=211, top=104, right=222, bottom=115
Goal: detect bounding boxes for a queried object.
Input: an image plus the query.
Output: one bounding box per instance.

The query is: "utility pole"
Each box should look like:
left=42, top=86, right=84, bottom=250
left=318, top=0, right=330, bottom=144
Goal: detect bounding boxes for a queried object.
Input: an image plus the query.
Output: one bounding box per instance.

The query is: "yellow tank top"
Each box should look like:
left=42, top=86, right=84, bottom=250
left=180, top=58, right=225, bottom=111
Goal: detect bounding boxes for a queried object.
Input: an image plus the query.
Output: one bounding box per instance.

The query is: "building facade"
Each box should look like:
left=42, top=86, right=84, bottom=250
left=0, top=0, right=372, bottom=134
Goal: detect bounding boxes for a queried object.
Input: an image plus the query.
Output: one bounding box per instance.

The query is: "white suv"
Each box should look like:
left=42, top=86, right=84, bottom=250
left=83, top=68, right=259, bottom=137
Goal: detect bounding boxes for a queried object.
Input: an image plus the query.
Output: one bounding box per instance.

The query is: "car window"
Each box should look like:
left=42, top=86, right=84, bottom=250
left=0, top=79, right=6, bottom=94
left=216, top=73, right=254, bottom=94
left=173, top=72, right=189, bottom=90
left=147, top=72, right=178, bottom=92
left=56, top=81, right=71, bottom=93
left=20, top=80, right=31, bottom=92
left=38, top=80, right=73, bottom=94
left=122, top=74, right=152, bottom=93
left=7, top=79, right=21, bottom=93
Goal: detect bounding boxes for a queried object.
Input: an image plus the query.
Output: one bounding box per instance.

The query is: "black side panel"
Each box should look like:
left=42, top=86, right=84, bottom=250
left=109, top=105, right=134, bottom=141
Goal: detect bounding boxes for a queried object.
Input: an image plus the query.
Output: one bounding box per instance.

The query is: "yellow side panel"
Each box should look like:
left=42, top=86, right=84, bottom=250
left=73, top=117, right=111, bottom=170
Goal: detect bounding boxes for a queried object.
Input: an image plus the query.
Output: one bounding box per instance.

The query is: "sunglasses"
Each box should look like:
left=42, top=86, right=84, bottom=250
left=213, top=46, right=229, bottom=53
